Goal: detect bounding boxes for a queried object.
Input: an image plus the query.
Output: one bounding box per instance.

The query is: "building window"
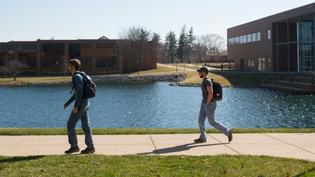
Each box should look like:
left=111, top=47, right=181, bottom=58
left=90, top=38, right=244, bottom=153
left=251, top=59, right=255, bottom=68
left=258, top=58, right=266, bottom=71
left=268, top=30, right=271, bottom=40
left=229, top=31, right=262, bottom=46
left=252, top=33, right=257, bottom=42
left=247, top=34, right=251, bottom=43
left=257, top=32, right=261, bottom=41
left=248, top=58, right=255, bottom=69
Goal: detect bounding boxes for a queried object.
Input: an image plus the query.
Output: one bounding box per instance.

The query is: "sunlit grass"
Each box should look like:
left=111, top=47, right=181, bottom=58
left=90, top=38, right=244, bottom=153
left=0, top=128, right=314, bottom=135
left=0, top=63, right=233, bottom=87
left=0, top=155, right=314, bottom=177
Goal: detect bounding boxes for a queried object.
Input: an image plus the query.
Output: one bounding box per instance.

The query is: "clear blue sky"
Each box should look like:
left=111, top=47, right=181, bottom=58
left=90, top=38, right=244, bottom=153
left=0, top=0, right=314, bottom=42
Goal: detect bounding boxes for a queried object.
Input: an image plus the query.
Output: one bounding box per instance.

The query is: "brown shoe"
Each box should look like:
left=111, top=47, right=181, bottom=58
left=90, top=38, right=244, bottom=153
left=81, top=145, right=95, bottom=154
left=228, top=130, right=233, bottom=142
left=65, top=145, right=80, bottom=154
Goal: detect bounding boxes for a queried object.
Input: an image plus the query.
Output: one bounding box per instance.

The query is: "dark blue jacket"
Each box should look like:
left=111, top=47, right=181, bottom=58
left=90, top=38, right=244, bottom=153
left=65, top=71, right=88, bottom=109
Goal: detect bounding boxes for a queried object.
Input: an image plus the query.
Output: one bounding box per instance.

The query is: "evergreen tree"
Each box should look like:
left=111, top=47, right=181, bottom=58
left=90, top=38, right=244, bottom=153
left=186, top=27, right=195, bottom=63
left=164, top=31, right=177, bottom=63
left=177, top=25, right=187, bottom=63
left=151, top=33, right=160, bottom=43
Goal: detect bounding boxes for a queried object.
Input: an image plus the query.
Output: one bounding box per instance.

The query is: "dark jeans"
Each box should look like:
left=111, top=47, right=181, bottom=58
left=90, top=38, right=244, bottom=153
left=67, top=104, right=94, bottom=147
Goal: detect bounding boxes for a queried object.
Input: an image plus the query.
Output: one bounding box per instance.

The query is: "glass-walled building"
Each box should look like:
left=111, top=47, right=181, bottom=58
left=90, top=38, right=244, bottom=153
left=228, top=3, right=315, bottom=72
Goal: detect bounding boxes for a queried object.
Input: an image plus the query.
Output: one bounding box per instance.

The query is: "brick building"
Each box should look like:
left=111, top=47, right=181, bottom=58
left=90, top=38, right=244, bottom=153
left=228, top=3, right=315, bottom=72
left=0, top=38, right=157, bottom=75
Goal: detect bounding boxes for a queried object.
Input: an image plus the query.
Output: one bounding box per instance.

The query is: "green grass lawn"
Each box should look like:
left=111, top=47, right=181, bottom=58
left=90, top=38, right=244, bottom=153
left=130, top=64, right=179, bottom=74
left=0, top=76, right=71, bottom=86
left=168, top=63, right=200, bottom=70
left=0, top=128, right=314, bottom=135
left=0, top=155, right=314, bottom=177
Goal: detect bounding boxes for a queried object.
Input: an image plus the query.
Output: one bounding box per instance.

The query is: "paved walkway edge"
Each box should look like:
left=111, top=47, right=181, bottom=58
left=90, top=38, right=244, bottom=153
left=0, top=133, right=314, bottom=162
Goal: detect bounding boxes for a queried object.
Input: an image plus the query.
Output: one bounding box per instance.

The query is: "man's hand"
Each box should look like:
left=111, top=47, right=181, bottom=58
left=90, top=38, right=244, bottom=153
left=64, top=104, right=67, bottom=109
left=72, top=107, right=79, bottom=114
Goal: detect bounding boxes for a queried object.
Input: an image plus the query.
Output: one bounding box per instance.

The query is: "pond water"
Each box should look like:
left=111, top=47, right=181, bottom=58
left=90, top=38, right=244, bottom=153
left=0, top=82, right=314, bottom=128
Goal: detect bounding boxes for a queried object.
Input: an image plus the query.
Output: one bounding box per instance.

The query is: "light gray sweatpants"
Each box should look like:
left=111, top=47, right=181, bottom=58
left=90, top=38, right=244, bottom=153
left=198, top=101, right=230, bottom=140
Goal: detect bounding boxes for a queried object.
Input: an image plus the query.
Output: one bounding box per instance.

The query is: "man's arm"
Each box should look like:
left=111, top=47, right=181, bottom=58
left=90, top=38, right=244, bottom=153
left=64, top=94, right=75, bottom=109
left=73, top=74, right=84, bottom=110
left=206, top=85, right=213, bottom=104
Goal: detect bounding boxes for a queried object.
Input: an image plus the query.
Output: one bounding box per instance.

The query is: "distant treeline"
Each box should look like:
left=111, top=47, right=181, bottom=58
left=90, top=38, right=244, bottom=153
left=120, top=25, right=227, bottom=64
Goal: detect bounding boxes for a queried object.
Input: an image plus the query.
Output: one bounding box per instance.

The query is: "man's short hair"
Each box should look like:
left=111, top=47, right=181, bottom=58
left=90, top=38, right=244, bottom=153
left=197, top=66, right=208, bottom=75
left=69, top=59, right=81, bottom=70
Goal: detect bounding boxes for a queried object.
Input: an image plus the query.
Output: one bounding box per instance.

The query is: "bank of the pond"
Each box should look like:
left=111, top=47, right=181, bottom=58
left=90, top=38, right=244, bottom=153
left=210, top=71, right=284, bottom=87
left=0, top=63, right=233, bottom=87
left=0, top=76, right=71, bottom=86
left=93, top=73, right=187, bottom=83
left=0, top=65, right=290, bottom=88
left=0, top=128, right=315, bottom=135
left=0, top=73, right=187, bottom=86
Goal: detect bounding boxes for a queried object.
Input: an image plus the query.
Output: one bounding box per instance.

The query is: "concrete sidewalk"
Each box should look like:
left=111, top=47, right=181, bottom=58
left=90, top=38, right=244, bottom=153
left=1, top=133, right=315, bottom=161
left=158, top=63, right=219, bottom=71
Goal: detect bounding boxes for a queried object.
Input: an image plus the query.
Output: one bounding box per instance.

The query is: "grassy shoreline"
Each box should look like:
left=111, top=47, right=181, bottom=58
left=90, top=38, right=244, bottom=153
left=0, top=64, right=232, bottom=87
left=0, top=64, right=179, bottom=86
left=0, top=128, right=314, bottom=135
left=0, top=76, right=71, bottom=86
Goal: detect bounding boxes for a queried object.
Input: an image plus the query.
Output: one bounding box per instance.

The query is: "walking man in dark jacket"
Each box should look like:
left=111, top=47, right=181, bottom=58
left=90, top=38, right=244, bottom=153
left=194, top=66, right=233, bottom=143
left=64, top=59, right=95, bottom=154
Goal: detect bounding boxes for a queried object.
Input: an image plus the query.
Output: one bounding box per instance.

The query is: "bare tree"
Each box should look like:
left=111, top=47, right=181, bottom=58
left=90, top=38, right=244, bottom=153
left=119, top=26, right=158, bottom=73
left=157, top=45, right=168, bottom=63
left=119, top=26, right=150, bottom=41
left=192, top=41, right=208, bottom=63
left=192, top=34, right=226, bottom=63
left=0, top=54, right=10, bottom=77
left=199, top=34, right=226, bottom=55
left=0, top=52, right=28, bottom=81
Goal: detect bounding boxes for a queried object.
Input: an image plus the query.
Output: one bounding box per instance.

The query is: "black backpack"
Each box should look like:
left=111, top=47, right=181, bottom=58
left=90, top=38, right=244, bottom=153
left=211, top=79, right=222, bottom=101
left=76, top=72, right=96, bottom=99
